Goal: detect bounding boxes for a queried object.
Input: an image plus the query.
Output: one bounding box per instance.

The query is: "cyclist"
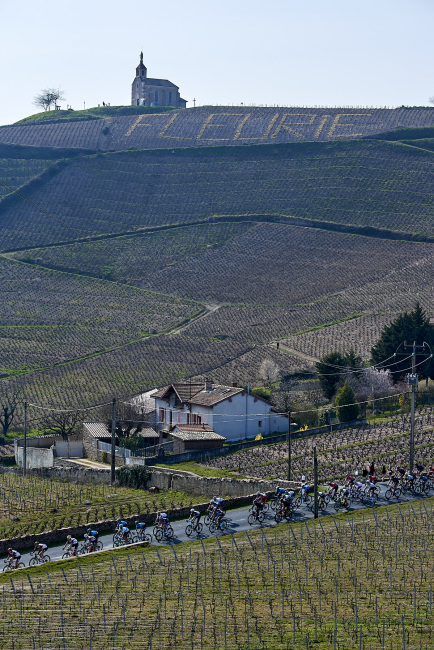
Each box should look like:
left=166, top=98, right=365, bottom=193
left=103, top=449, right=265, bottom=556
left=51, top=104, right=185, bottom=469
left=282, top=491, right=294, bottom=516
left=366, top=478, right=377, bottom=499
left=274, top=486, right=286, bottom=499
left=328, top=481, right=339, bottom=499
left=7, top=548, right=21, bottom=569
left=87, top=528, right=99, bottom=544
left=155, top=512, right=169, bottom=532
left=301, top=483, right=311, bottom=502
left=34, top=542, right=48, bottom=561
left=63, top=535, right=79, bottom=556
left=116, top=519, right=128, bottom=532
left=87, top=534, right=97, bottom=552
left=189, top=508, right=201, bottom=526
left=120, top=524, right=130, bottom=543
left=213, top=506, right=225, bottom=526
left=253, top=492, right=265, bottom=515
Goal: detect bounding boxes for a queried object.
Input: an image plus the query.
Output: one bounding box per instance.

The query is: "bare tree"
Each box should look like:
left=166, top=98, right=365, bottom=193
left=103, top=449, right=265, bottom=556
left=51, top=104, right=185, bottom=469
left=42, top=410, right=83, bottom=456
left=33, top=88, right=66, bottom=111
left=259, top=359, right=280, bottom=387
left=0, top=388, right=22, bottom=437
left=271, top=376, right=297, bottom=413
left=429, top=97, right=434, bottom=105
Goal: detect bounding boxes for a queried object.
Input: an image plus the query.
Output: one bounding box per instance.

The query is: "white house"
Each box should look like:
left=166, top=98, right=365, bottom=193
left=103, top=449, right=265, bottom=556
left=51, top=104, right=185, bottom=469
left=152, top=381, right=288, bottom=442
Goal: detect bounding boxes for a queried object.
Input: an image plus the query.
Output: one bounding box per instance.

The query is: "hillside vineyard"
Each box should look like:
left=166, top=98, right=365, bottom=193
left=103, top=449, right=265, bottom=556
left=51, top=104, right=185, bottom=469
left=1, top=106, right=434, bottom=151
left=1, top=106, right=434, bottom=410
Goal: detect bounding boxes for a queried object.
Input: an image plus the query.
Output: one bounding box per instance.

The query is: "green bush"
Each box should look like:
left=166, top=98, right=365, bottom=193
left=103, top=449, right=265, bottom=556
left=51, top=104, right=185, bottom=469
left=101, top=451, right=108, bottom=464
left=335, top=381, right=359, bottom=423
left=115, top=465, right=152, bottom=489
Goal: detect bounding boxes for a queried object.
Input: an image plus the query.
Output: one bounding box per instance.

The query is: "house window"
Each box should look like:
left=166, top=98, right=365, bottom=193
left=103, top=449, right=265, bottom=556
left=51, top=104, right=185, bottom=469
left=192, top=414, right=202, bottom=425
left=186, top=412, right=190, bottom=424
left=154, top=91, right=158, bottom=102
left=159, top=408, right=165, bottom=424
left=258, top=421, right=262, bottom=427
left=169, top=410, right=173, bottom=426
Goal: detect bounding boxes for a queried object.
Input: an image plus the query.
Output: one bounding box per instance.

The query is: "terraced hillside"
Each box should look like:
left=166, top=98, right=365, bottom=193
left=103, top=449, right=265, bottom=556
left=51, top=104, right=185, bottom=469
left=0, top=115, right=433, bottom=410
left=2, top=140, right=434, bottom=251
left=1, top=105, right=434, bottom=151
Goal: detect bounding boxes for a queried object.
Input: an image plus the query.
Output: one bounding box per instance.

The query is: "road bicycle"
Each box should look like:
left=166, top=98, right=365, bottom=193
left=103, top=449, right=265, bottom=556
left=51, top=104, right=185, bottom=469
left=308, top=493, right=328, bottom=512
left=3, top=558, right=25, bottom=571
left=113, top=531, right=133, bottom=547
left=78, top=539, right=103, bottom=554
left=209, top=518, right=228, bottom=533
left=134, top=528, right=152, bottom=543
left=153, top=524, right=174, bottom=541
left=247, top=509, right=265, bottom=525
left=29, top=551, right=51, bottom=565
left=274, top=506, right=293, bottom=523
left=385, top=485, right=401, bottom=500
left=185, top=521, right=203, bottom=537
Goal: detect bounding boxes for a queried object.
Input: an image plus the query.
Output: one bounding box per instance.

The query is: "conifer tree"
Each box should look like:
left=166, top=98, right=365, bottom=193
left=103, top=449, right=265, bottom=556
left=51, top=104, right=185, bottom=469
left=371, top=303, right=434, bottom=382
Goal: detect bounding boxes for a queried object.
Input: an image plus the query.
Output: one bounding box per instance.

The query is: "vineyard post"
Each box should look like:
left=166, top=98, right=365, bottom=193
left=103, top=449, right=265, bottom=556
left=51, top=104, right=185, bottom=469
left=287, top=411, right=291, bottom=481
left=313, top=446, right=318, bottom=519
left=23, top=401, right=27, bottom=477
left=111, top=398, right=116, bottom=486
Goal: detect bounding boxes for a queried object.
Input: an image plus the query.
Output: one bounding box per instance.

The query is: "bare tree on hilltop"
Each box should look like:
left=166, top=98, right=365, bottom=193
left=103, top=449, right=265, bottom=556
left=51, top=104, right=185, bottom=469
left=33, top=88, right=66, bottom=111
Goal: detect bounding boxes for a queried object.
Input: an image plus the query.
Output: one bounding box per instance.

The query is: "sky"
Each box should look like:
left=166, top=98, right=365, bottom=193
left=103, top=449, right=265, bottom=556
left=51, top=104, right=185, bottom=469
left=1, top=0, right=434, bottom=126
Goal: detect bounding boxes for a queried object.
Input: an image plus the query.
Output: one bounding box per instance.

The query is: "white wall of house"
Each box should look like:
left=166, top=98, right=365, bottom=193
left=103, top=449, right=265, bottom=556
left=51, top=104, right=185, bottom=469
left=154, top=392, right=288, bottom=442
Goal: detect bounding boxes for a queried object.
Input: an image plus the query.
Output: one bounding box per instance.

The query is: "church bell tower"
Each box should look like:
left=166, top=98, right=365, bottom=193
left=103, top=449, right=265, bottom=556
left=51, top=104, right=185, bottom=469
left=136, top=52, right=147, bottom=78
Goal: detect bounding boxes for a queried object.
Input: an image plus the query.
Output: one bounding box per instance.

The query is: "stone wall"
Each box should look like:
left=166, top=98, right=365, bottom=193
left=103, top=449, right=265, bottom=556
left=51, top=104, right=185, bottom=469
left=147, top=467, right=298, bottom=498
left=15, top=446, right=54, bottom=469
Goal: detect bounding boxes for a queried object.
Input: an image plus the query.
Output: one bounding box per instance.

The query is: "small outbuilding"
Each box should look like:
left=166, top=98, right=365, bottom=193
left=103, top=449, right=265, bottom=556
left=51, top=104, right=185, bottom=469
left=168, top=424, right=226, bottom=455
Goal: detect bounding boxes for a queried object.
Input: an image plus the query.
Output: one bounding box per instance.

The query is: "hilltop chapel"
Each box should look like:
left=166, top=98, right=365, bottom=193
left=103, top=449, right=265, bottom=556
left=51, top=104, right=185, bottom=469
left=131, top=52, right=187, bottom=108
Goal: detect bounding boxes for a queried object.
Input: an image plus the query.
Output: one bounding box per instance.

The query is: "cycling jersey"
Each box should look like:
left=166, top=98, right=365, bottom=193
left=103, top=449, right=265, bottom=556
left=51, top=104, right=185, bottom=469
left=121, top=526, right=129, bottom=534
left=10, top=551, right=20, bottom=559
left=136, top=522, right=146, bottom=529
left=37, top=544, right=48, bottom=552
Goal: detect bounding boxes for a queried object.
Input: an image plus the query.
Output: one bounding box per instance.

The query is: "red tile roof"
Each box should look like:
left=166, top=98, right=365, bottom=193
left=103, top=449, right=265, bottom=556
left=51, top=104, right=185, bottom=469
left=153, top=382, right=245, bottom=407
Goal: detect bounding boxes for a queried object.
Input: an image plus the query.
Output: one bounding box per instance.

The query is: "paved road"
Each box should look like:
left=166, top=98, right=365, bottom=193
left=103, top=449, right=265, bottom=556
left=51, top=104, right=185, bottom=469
left=7, top=483, right=432, bottom=568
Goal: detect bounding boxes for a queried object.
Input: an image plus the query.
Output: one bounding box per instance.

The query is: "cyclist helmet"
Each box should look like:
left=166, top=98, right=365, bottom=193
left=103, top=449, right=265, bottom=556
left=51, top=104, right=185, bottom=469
left=7, top=548, right=11, bottom=552
left=66, top=535, right=71, bottom=541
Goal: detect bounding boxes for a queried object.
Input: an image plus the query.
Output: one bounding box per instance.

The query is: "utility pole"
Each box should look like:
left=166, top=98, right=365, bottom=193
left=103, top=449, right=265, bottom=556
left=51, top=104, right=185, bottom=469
left=395, top=341, right=432, bottom=474
left=313, top=446, right=318, bottom=519
left=22, top=401, right=27, bottom=477
left=111, top=398, right=116, bottom=487
left=287, top=411, right=291, bottom=481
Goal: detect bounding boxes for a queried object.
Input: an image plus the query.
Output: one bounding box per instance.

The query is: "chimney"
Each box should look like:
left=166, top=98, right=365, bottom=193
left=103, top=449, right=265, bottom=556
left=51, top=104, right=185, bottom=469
left=231, top=382, right=238, bottom=388
left=205, top=380, right=213, bottom=390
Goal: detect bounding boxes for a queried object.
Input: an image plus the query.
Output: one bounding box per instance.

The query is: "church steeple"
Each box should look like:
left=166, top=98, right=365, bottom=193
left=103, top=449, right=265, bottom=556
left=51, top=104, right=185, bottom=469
left=136, top=52, right=147, bottom=78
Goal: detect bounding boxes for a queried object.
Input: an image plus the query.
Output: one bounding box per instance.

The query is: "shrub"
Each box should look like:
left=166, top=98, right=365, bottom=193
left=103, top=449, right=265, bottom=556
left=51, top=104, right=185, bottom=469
left=115, top=465, right=152, bottom=489
left=335, top=381, right=359, bottom=423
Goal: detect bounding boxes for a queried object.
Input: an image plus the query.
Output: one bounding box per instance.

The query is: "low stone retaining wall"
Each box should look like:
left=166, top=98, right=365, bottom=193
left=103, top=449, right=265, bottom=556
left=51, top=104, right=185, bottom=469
left=148, top=468, right=298, bottom=498
left=0, top=488, right=298, bottom=553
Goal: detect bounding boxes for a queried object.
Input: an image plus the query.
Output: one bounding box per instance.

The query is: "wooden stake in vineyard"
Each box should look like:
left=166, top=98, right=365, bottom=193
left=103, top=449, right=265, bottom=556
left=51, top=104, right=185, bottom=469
left=287, top=411, right=291, bottom=481
left=313, top=445, right=318, bottom=519
left=111, top=398, right=116, bottom=486
left=22, top=401, right=27, bottom=477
